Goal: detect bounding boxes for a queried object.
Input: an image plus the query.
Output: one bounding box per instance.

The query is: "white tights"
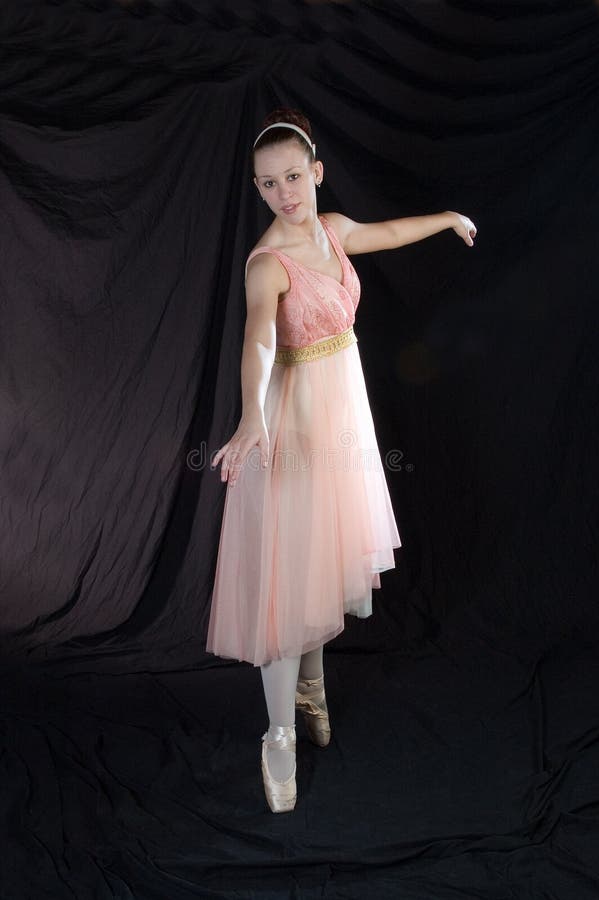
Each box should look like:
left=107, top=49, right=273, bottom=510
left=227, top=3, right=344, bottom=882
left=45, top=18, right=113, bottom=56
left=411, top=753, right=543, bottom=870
left=260, top=644, right=324, bottom=780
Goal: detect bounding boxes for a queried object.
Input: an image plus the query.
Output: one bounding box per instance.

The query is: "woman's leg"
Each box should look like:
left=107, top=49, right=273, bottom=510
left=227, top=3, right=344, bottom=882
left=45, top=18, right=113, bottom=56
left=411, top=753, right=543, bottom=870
left=260, top=655, right=301, bottom=781
left=296, top=643, right=330, bottom=746
left=299, top=644, right=324, bottom=680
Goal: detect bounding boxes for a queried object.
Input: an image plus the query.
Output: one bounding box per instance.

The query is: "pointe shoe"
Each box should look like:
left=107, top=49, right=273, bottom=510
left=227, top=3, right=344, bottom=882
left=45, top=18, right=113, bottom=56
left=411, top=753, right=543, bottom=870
left=261, top=725, right=297, bottom=813
left=295, top=674, right=331, bottom=748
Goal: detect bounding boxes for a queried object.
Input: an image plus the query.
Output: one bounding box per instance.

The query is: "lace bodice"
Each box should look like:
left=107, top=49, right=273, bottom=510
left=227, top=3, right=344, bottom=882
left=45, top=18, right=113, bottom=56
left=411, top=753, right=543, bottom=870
left=245, top=215, right=361, bottom=350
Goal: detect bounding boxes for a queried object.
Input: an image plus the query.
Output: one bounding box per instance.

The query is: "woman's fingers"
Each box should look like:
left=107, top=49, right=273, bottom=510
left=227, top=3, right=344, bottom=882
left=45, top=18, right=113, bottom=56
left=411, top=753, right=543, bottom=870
left=218, top=439, right=258, bottom=485
left=464, top=219, right=476, bottom=246
left=226, top=445, right=245, bottom=485
left=453, top=214, right=476, bottom=247
left=212, top=425, right=269, bottom=485
left=212, top=442, right=229, bottom=467
left=211, top=441, right=236, bottom=482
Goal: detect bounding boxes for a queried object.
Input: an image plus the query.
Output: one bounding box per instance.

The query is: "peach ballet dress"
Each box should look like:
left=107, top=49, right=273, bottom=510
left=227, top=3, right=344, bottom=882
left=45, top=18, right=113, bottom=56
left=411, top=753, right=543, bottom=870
left=206, top=214, right=401, bottom=667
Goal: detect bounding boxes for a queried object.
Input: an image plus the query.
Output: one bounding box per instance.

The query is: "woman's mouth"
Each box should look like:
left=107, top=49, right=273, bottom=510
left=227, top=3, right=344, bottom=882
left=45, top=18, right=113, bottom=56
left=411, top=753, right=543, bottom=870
left=281, top=203, right=299, bottom=215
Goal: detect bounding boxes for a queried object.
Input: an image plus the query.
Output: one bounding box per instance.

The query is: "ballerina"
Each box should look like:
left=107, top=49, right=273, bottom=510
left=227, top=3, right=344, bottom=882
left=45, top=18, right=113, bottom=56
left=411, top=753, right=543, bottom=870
left=208, top=108, right=476, bottom=813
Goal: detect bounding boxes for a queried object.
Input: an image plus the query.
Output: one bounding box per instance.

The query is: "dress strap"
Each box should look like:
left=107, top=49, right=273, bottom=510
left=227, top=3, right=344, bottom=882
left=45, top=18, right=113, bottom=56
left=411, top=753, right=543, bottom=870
left=318, top=214, right=349, bottom=280
left=319, top=214, right=345, bottom=254
left=244, top=245, right=297, bottom=283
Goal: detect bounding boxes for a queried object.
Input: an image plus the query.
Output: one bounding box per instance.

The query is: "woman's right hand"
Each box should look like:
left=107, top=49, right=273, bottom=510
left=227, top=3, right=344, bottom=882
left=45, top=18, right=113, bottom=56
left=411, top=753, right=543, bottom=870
left=211, top=411, right=270, bottom=486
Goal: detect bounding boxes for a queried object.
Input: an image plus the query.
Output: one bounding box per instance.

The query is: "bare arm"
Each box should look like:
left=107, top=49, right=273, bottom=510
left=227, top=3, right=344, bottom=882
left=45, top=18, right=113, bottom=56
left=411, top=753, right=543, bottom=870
left=239, top=257, right=281, bottom=416
left=212, top=253, right=288, bottom=485
left=324, top=210, right=477, bottom=255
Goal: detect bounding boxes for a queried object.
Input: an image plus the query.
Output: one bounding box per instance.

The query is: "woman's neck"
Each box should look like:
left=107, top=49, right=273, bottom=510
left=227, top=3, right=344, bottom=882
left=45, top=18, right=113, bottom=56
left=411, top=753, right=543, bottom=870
left=274, top=209, right=324, bottom=251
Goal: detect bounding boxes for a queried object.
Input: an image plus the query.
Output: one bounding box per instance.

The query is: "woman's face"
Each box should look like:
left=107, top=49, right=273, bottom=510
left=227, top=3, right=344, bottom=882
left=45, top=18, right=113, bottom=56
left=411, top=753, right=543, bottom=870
left=253, top=139, right=323, bottom=224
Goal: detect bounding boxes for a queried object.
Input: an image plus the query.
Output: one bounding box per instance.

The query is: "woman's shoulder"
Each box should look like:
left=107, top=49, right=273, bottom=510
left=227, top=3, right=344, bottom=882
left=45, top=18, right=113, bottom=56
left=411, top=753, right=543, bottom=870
left=244, top=244, right=291, bottom=296
left=247, top=219, right=283, bottom=255
left=245, top=224, right=294, bottom=280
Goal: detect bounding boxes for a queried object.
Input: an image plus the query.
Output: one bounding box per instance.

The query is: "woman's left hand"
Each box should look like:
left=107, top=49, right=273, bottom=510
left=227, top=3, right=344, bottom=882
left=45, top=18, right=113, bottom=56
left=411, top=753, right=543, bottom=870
left=448, top=211, right=477, bottom=247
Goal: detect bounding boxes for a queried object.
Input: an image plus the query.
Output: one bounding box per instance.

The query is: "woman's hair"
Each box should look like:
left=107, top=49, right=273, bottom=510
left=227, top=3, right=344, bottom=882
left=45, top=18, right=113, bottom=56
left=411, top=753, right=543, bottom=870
left=253, top=108, right=315, bottom=161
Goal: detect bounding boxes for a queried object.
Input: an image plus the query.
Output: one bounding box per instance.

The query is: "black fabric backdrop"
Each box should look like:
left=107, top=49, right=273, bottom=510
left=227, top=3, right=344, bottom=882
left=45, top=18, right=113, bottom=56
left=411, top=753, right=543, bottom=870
left=1, top=1, right=598, bottom=897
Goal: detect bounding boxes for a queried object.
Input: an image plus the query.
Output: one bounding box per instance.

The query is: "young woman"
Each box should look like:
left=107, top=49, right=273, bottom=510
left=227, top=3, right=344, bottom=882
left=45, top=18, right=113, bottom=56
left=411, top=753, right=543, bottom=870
left=207, top=109, right=476, bottom=813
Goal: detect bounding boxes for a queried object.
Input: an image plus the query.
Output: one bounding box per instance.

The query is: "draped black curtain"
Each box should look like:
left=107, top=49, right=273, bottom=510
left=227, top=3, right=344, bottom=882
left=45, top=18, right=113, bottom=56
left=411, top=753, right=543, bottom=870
left=1, top=2, right=598, bottom=897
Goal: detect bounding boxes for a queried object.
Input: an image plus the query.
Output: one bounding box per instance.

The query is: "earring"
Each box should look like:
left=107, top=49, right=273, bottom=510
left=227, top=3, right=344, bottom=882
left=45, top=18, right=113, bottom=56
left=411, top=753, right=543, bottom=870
left=316, top=181, right=322, bottom=188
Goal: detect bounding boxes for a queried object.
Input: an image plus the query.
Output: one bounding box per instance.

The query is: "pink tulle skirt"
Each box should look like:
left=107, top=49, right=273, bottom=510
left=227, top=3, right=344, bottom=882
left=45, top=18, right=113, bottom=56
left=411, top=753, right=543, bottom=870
left=206, top=340, right=401, bottom=667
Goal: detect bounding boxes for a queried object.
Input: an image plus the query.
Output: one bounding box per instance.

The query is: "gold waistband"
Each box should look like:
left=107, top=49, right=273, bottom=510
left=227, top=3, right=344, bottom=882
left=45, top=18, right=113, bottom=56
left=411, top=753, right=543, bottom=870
left=275, top=326, right=357, bottom=366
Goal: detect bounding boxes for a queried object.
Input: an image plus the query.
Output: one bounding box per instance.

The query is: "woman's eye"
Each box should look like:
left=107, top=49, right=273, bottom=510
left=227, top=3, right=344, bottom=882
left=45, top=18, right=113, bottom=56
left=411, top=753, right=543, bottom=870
left=288, top=173, right=299, bottom=181
left=263, top=181, right=274, bottom=189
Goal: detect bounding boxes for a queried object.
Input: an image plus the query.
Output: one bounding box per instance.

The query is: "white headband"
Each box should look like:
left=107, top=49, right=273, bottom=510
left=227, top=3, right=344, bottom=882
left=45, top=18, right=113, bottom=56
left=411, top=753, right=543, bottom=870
left=253, top=122, right=316, bottom=157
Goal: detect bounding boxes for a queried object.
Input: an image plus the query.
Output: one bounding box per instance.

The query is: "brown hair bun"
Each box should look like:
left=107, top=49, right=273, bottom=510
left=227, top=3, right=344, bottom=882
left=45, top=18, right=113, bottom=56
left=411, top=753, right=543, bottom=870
left=253, top=107, right=315, bottom=159
left=262, top=108, right=312, bottom=138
